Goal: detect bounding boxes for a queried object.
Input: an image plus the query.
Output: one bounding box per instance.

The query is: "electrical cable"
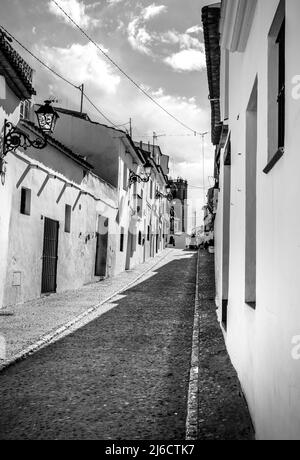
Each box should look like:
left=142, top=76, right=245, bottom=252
left=82, top=92, right=118, bottom=127
left=0, top=20, right=209, bottom=136
left=135, top=133, right=209, bottom=138
left=0, top=24, right=78, bottom=90
left=0, top=24, right=119, bottom=128
left=50, top=0, right=203, bottom=135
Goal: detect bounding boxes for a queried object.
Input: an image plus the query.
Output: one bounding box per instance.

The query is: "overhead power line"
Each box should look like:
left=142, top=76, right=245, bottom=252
left=0, top=24, right=78, bottom=90
left=135, top=132, right=210, bottom=138
left=82, top=92, right=118, bottom=126
left=50, top=0, right=202, bottom=135
left=0, top=24, right=119, bottom=128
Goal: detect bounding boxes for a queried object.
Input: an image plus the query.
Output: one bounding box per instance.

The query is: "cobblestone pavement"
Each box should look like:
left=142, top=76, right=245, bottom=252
left=0, top=250, right=197, bottom=440
left=0, top=249, right=173, bottom=362
left=197, top=251, right=255, bottom=440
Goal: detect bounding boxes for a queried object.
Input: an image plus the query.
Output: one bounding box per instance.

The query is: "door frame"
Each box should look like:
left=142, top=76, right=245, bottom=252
left=41, top=217, right=59, bottom=295
left=95, top=215, right=109, bottom=278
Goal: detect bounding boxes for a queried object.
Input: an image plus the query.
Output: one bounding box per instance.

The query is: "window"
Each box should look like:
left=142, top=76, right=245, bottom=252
left=136, top=194, right=143, bottom=218
left=266, top=0, right=285, bottom=171
left=277, top=20, right=285, bottom=150
left=147, top=225, right=150, bottom=241
left=245, top=79, right=258, bottom=309
left=138, top=231, right=142, bottom=246
left=224, top=50, right=230, bottom=121
left=120, top=227, right=125, bottom=252
left=149, top=180, right=153, bottom=200
left=123, top=163, right=128, bottom=191
left=64, top=205, right=72, bottom=233
left=20, top=100, right=31, bottom=120
left=0, top=75, right=6, bottom=99
left=20, top=188, right=31, bottom=216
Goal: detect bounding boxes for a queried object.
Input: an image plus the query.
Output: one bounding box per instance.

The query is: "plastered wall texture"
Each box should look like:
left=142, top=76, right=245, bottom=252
left=215, top=0, right=300, bottom=439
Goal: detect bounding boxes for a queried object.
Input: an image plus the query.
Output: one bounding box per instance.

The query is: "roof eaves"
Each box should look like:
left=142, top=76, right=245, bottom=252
left=20, top=119, right=94, bottom=171
left=0, top=33, right=36, bottom=99
left=202, top=4, right=222, bottom=146
left=55, top=107, right=91, bottom=121
left=46, top=107, right=144, bottom=165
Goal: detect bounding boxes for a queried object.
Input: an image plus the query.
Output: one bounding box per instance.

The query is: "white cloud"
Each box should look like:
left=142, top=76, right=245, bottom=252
left=128, top=87, right=213, bottom=211
left=37, top=42, right=121, bottom=94
left=127, top=19, right=153, bottom=55
left=186, top=25, right=203, bottom=35
left=127, top=3, right=167, bottom=55
left=159, top=29, right=205, bottom=72
left=107, top=0, right=125, bottom=4
left=127, top=18, right=206, bottom=71
left=117, top=19, right=125, bottom=31
left=178, top=34, right=203, bottom=50
left=35, top=55, right=213, bottom=213
left=86, top=1, right=102, bottom=8
left=164, top=49, right=206, bottom=72
left=48, top=0, right=99, bottom=28
left=142, top=4, right=167, bottom=20
left=159, top=30, right=203, bottom=50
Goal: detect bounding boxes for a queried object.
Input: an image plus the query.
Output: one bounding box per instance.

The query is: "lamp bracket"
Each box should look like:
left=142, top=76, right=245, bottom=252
left=156, top=190, right=173, bottom=202
left=3, top=120, right=47, bottom=157
left=129, top=170, right=150, bottom=187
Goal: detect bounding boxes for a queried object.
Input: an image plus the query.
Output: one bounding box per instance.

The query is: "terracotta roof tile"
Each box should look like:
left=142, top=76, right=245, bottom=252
left=202, top=5, right=222, bottom=146
left=20, top=119, right=93, bottom=171
left=0, top=32, right=36, bottom=99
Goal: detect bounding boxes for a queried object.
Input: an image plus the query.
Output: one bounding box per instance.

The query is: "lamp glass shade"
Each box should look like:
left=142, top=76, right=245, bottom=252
left=35, top=101, right=59, bottom=134
left=144, top=161, right=152, bottom=177
left=166, top=186, right=171, bottom=194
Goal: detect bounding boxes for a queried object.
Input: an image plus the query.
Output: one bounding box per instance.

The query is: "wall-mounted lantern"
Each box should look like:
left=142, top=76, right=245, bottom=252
left=35, top=100, right=60, bottom=134
left=156, top=185, right=173, bottom=202
left=2, top=100, right=59, bottom=157
left=129, top=160, right=152, bottom=187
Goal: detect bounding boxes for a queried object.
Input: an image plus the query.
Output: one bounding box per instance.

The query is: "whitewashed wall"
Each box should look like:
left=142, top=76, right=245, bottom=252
left=0, top=80, right=22, bottom=309
left=1, top=146, right=118, bottom=307
left=216, top=0, right=300, bottom=439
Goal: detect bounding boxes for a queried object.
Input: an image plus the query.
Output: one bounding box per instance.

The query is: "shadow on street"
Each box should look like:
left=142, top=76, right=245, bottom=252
left=0, top=251, right=197, bottom=440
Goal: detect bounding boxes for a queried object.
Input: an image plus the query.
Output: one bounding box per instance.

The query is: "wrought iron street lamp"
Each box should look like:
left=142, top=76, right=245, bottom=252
left=35, top=100, right=59, bottom=134
left=2, top=100, right=59, bottom=157
left=129, top=160, right=153, bottom=187
left=156, top=185, right=173, bottom=202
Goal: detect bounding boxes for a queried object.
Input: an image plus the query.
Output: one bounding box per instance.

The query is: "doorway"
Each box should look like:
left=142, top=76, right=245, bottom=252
left=125, top=231, right=133, bottom=270
left=95, top=216, right=109, bottom=277
left=222, top=142, right=231, bottom=330
left=41, top=217, right=59, bottom=294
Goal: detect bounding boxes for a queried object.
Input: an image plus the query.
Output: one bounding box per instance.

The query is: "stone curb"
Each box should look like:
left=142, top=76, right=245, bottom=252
left=0, top=249, right=172, bottom=374
left=185, top=249, right=200, bottom=441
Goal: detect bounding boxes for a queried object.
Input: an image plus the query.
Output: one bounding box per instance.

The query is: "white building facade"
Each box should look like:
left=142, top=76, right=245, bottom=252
left=0, top=31, right=36, bottom=309
left=203, top=0, right=300, bottom=440
left=53, top=110, right=170, bottom=274
left=0, top=32, right=171, bottom=309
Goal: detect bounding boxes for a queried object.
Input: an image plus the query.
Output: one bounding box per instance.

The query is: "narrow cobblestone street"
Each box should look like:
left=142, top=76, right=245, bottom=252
left=3, top=0, right=299, bottom=441
left=0, top=250, right=198, bottom=440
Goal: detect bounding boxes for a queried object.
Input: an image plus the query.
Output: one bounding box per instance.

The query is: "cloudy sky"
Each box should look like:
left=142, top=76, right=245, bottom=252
left=1, top=0, right=215, bottom=229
